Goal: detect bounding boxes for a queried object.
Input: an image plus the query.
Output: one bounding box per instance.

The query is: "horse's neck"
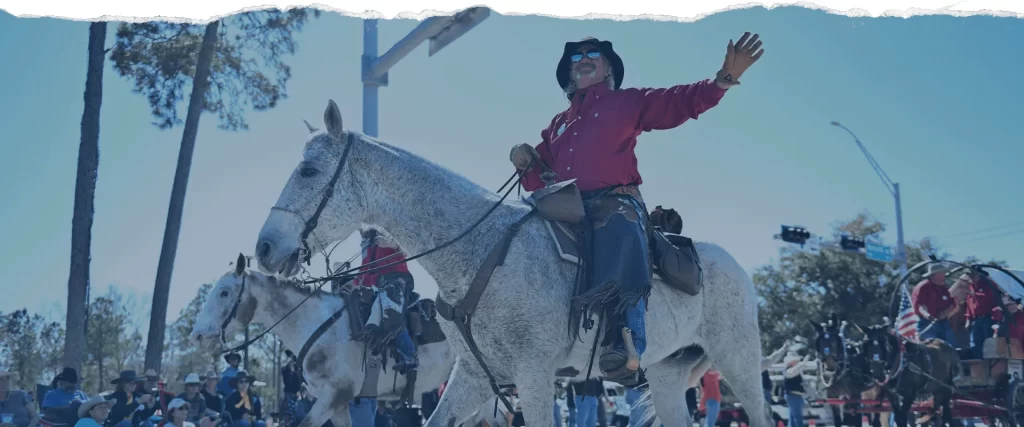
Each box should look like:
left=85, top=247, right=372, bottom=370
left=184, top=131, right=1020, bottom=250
left=349, top=138, right=526, bottom=295
left=246, top=277, right=344, bottom=353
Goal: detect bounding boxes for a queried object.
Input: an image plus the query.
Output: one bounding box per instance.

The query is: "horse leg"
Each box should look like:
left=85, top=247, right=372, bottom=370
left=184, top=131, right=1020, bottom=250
left=423, top=358, right=495, bottom=427
left=644, top=357, right=702, bottom=427
left=884, top=390, right=904, bottom=427
left=515, top=372, right=558, bottom=427
left=329, top=404, right=354, bottom=427
left=703, top=338, right=771, bottom=427
left=299, top=391, right=348, bottom=427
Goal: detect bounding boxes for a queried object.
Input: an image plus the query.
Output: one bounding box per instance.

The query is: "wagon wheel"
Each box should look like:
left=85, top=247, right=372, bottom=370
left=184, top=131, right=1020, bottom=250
left=1009, top=380, right=1024, bottom=427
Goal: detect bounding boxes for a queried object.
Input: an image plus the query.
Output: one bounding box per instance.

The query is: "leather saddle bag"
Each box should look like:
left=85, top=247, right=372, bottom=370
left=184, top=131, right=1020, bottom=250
left=650, top=228, right=703, bottom=296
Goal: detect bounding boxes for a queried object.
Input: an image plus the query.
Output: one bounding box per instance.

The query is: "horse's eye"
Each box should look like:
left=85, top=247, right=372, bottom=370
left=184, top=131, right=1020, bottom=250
left=300, top=167, right=319, bottom=178
left=220, top=290, right=229, bottom=298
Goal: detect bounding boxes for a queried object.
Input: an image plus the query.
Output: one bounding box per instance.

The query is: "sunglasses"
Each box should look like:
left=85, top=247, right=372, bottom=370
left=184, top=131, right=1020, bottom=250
left=570, top=49, right=601, bottom=63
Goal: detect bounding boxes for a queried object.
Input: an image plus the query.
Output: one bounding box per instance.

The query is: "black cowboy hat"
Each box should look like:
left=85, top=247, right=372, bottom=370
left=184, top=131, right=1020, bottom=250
left=228, top=370, right=255, bottom=388
left=55, top=367, right=81, bottom=384
left=111, top=370, right=138, bottom=385
left=556, top=37, right=625, bottom=91
left=223, top=352, right=242, bottom=363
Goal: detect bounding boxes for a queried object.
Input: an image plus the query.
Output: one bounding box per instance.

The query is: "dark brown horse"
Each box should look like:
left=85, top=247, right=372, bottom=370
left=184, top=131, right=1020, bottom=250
left=811, top=314, right=888, bottom=427
left=859, top=324, right=960, bottom=427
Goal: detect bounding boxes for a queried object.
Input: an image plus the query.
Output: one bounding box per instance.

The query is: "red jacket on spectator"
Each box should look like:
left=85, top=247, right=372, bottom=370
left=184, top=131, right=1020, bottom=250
left=912, top=279, right=956, bottom=320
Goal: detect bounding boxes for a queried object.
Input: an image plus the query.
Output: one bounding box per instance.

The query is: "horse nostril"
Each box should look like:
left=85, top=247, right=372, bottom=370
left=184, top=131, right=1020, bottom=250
left=257, top=241, right=272, bottom=258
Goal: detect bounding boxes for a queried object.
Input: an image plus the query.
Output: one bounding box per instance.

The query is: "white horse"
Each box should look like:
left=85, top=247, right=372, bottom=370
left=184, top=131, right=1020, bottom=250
left=189, top=255, right=456, bottom=427
left=253, top=100, right=768, bottom=427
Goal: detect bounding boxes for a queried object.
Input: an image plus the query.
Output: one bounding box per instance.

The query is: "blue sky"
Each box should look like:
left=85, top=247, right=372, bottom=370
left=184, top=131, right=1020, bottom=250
left=0, top=8, right=1022, bottom=326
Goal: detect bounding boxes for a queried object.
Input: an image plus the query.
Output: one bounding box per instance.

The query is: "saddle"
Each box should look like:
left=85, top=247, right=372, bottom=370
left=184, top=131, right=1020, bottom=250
left=525, top=181, right=704, bottom=387
left=342, top=286, right=447, bottom=350
left=526, top=182, right=704, bottom=298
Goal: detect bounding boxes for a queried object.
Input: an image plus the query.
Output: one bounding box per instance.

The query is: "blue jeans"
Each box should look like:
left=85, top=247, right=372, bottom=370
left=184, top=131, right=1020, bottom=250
left=764, top=389, right=772, bottom=404
left=393, top=329, right=417, bottom=362
left=704, top=399, right=720, bottom=427
left=918, top=318, right=957, bottom=347
left=785, top=393, right=804, bottom=427
left=969, top=315, right=994, bottom=359
left=233, top=421, right=267, bottom=427
left=555, top=398, right=563, bottom=427
left=350, top=398, right=377, bottom=427
left=575, top=396, right=599, bottom=427
left=624, top=299, right=647, bottom=358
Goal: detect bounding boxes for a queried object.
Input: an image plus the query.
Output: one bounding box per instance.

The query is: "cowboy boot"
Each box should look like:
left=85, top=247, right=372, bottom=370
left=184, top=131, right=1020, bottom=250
left=599, top=300, right=647, bottom=385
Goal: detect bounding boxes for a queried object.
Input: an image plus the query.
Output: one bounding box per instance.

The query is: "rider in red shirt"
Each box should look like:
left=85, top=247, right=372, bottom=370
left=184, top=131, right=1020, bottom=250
left=911, top=263, right=959, bottom=346
left=357, top=228, right=418, bottom=373
left=509, top=33, right=765, bottom=385
left=961, top=270, right=1003, bottom=359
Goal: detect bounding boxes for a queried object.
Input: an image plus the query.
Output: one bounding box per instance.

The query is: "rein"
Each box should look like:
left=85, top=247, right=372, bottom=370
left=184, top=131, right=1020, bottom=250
left=220, top=275, right=247, bottom=345
left=220, top=132, right=535, bottom=354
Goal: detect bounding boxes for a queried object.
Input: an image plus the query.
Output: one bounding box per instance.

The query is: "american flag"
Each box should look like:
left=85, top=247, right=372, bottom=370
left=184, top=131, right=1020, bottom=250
left=896, top=285, right=920, bottom=340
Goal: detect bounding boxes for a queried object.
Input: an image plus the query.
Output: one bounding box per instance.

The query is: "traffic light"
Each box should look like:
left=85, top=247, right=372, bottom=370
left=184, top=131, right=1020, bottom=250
left=780, top=225, right=811, bottom=244
left=840, top=235, right=866, bottom=251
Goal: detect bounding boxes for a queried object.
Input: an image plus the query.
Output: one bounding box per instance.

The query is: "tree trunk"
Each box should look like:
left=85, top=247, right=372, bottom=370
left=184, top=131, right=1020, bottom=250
left=143, top=20, right=221, bottom=376
left=64, top=21, right=107, bottom=374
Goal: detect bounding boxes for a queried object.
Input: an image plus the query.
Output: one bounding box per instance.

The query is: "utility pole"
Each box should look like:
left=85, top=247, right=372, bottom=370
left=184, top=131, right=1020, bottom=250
left=830, top=121, right=909, bottom=278
left=361, top=7, right=490, bottom=137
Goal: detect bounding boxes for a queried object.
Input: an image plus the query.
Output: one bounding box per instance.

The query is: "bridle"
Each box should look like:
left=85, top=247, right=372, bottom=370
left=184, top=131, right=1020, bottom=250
left=219, top=274, right=248, bottom=345
left=271, top=132, right=356, bottom=266
left=817, top=324, right=850, bottom=388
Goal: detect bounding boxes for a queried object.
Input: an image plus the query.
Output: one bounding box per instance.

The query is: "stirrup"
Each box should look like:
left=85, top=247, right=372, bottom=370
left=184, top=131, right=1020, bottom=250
left=599, top=328, right=641, bottom=385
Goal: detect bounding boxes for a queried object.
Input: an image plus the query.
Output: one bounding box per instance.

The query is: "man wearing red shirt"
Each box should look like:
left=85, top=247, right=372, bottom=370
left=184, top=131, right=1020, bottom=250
left=509, top=33, right=765, bottom=384
left=960, top=271, right=1003, bottom=359
left=911, top=263, right=959, bottom=346
left=356, top=228, right=418, bottom=374
left=699, top=370, right=723, bottom=427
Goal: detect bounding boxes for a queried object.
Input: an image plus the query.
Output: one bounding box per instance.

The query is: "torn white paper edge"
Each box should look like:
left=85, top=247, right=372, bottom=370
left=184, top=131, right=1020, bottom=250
left=0, top=0, right=1022, bottom=22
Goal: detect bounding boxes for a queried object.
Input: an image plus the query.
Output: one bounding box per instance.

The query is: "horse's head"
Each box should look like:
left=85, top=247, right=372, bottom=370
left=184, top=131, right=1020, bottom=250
left=191, top=253, right=259, bottom=347
left=256, top=100, right=365, bottom=277
left=857, top=323, right=893, bottom=382
left=810, top=313, right=845, bottom=370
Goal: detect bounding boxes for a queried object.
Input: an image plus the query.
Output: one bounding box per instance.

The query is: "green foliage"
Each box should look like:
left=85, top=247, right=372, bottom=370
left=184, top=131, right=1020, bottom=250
left=83, top=286, right=145, bottom=392
left=109, top=9, right=321, bottom=131
left=754, top=212, right=1006, bottom=352
left=0, top=309, right=63, bottom=390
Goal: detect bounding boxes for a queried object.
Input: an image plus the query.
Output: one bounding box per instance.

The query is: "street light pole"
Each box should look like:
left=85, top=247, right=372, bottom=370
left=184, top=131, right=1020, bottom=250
left=830, top=121, right=909, bottom=278
left=360, top=8, right=490, bottom=138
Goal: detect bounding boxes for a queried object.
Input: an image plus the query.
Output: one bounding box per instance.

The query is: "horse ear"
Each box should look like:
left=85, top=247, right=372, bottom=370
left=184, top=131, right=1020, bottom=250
left=235, top=253, right=246, bottom=276
left=303, top=119, right=319, bottom=134
left=324, top=100, right=344, bottom=140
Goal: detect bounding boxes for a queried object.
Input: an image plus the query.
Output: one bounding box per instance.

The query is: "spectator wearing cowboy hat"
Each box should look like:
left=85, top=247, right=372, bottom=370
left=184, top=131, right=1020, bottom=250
left=911, top=263, right=960, bottom=346
left=1, top=366, right=39, bottom=427
left=105, top=371, right=156, bottom=427
left=217, top=354, right=243, bottom=397
left=41, top=368, right=88, bottom=426
left=74, top=396, right=116, bottom=427
left=198, top=372, right=222, bottom=415
left=223, top=372, right=263, bottom=427
left=134, top=371, right=174, bottom=416
left=176, top=375, right=216, bottom=423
